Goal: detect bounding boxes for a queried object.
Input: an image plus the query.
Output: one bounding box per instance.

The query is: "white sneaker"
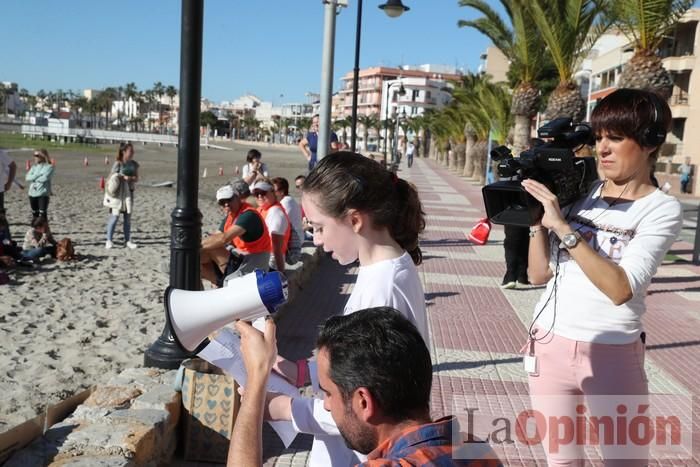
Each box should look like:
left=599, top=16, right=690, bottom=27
left=126, top=241, right=137, bottom=249
left=105, top=240, right=114, bottom=249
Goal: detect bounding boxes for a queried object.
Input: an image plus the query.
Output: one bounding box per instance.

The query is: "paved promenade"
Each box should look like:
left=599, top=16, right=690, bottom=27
left=217, top=156, right=700, bottom=466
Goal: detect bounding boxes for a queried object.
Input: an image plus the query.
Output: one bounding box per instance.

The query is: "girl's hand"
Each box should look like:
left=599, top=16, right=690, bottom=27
left=521, top=179, right=568, bottom=232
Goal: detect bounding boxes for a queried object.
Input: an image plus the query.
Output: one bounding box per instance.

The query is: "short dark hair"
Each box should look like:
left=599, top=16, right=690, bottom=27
left=246, top=149, right=262, bottom=163
left=591, top=88, right=671, bottom=154
left=316, top=308, right=432, bottom=421
left=271, top=177, right=289, bottom=196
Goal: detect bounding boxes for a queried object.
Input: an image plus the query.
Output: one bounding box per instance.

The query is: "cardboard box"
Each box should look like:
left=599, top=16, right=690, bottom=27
left=0, top=388, right=93, bottom=464
left=180, top=358, right=240, bottom=463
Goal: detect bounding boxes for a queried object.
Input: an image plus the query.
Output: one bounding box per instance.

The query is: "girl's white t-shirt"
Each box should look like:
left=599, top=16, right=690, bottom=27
left=290, top=251, right=428, bottom=467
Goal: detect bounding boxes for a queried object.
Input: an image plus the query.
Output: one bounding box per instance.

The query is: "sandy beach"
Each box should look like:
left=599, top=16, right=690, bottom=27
left=0, top=139, right=308, bottom=432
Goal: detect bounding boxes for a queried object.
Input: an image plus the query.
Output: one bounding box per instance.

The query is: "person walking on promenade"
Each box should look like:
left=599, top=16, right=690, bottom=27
left=200, top=180, right=271, bottom=287
left=241, top=149, right=269, bottom=186
left=521, top=89, right=683, bottom=465
left=678, top=156, right=693, bottom=193
left=0, top=148, right=17, bottom=219
left=104, top=142, right=139, bottom=249
left=298, top=114, right=338, bottom=172
left=25, top=149, right=54, bottom=221
left=406, top=139, right=416, bottom=168
left=265, top=151, right=428, bottom=466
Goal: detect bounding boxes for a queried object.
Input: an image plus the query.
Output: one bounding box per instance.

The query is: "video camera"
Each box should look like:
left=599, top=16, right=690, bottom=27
left=482, top=118, right=599, bottom=227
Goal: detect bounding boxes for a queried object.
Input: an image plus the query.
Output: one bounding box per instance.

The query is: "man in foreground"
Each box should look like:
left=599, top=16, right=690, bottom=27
left=229, top=308, right=502, bottom=466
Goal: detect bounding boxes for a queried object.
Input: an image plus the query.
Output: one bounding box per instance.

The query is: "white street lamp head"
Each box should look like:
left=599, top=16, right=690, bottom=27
left=379, top=0, right=409, bottom=18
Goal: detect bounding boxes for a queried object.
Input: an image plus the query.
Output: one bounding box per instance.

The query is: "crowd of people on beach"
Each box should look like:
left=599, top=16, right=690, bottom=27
left=0, top=90, right=688, bottom=466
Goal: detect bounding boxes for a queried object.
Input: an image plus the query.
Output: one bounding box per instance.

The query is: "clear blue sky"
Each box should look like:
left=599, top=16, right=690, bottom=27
left=0, top=0, right=501, bottom=104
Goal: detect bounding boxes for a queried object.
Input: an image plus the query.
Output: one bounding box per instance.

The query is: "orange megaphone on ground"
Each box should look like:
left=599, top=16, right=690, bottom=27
left=467, top=217, right=492, bottom=246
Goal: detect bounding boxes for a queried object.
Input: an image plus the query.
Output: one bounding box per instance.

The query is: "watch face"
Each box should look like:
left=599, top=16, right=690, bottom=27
left=563, top=233, right=578, bottom=248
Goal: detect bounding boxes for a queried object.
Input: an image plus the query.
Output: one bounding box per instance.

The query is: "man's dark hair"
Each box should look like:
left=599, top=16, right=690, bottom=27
left=316, top=308, right=432, bottom=421
left=271, top=177, right=289, bottom=196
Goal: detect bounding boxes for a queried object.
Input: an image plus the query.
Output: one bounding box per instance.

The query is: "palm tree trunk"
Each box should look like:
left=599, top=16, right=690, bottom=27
left=472, top=140, right=488, bottom=185
left=462, top=136, right=475, bottom=177
left=454, top=142, right=466, bottom=173
left=512, top=115, right=531, bottom=156
left=463, top=136, right=478, bottom=178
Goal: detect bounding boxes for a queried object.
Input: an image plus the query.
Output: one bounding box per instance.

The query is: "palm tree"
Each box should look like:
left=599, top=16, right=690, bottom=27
left=614, top=0, right=693, bottom=98
left=527, top=0, right=611, bottom=121
left=123, top=82, right=138, bottom=127
left=459, top=0, right=552, bottom=155
left=333, top=116, right=352, bottom=144
left=357, top=113, right=379, bottom=152
left=152, top=82, right=166, bottom=132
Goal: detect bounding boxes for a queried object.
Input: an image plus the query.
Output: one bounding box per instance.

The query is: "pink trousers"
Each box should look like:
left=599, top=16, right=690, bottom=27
left=527, top=330, right=648, bottom=466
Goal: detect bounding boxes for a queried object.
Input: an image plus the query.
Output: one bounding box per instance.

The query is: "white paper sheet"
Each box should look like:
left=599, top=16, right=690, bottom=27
left=197, top=328, right=299, bottom=447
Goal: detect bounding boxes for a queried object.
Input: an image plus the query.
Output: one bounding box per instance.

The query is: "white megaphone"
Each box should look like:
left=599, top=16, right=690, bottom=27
left=167, top=269, right=288, bottom=351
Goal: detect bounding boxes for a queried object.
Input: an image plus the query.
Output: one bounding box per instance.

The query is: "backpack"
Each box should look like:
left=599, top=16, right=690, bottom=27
left=56, top=238, right=76, bottom=261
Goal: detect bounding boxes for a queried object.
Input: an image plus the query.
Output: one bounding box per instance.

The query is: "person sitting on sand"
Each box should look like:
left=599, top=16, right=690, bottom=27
left=21, top=217, right=56, bottom=262
left=200, top=179, right=271, bottom=287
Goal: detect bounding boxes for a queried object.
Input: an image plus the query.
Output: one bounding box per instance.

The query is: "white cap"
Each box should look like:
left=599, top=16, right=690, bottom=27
left=251, top=180, right=273, bottom=193
left=216, top=185, right=235, bottom=201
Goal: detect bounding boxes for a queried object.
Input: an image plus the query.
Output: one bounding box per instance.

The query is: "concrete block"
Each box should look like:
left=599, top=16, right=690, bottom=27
left=106, top=368, right=178, bottom=390
left=49, top=455, right=138, bottom=466
left=131, top=384, right=181, bottom=430
left=83, top=386, right=142, bottom=410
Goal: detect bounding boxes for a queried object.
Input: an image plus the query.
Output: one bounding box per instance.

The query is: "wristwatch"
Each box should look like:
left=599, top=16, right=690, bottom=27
left=560, top=231, right=582, bottom=249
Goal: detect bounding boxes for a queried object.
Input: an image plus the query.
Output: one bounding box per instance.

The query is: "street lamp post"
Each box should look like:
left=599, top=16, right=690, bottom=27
left=393, top=107, right=406, bottom=164
left=575, top=68, right=593, bottom=122
left=145, top=0, right=203, bottom=369
left=382, top=80, right=405, bottom=165
left=350, top=0, right=409, bottom=153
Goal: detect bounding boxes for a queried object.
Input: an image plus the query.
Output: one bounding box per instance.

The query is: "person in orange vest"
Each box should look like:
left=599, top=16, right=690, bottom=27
left=200, top=179, right=271, bottom=287
left=251, top=180, right=290, bottom=272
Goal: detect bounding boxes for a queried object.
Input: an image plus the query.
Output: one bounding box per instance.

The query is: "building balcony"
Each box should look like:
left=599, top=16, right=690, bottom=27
left=663, top=54, right=696, bottom=72
left=669, top=96, right=690, bottom=119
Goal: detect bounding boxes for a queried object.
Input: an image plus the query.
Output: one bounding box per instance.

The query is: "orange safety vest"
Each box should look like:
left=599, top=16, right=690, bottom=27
left=225, top=202, right=271, bottom=254
left=258, top=202, right=292, bottom=254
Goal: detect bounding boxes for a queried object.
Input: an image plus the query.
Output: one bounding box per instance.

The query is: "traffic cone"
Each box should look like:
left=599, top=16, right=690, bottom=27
left=202, top=168, right=208, bottom=178
left=104, top=156, right=109, bottom=165
left=466, top=217, right=492, bottom=246
left=235, top=166, right=240, bottom=175
left=99, top=176, right=105, bottom=191
left=83, top=157, right=89, bottom=167
left=25, top=160, right=31, bottom=170
left=218, top=166, right=224, bottom=176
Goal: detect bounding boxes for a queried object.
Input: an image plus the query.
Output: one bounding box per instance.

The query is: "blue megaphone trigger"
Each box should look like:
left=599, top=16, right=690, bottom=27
left=255, top=269, right=288, bottom=314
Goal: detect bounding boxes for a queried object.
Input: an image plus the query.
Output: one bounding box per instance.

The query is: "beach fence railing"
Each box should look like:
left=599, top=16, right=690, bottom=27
left=19, top=125, right=196, bottom=146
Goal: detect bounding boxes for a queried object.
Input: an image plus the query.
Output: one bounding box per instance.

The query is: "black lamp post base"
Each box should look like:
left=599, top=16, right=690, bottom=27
left=144, top=331, right=194, bottom=369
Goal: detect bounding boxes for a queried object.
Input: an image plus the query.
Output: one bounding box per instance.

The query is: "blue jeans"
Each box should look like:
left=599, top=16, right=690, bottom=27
left=106, top=212, right=131, bottom=242
left=22, top=246, right=54, bottom=260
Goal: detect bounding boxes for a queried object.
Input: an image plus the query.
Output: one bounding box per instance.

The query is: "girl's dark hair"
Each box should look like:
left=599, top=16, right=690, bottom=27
left=246, top=149, right=262, bottom=163
left=116, top=142, right=133, bottom=163
left=303, top=152, right=425, bottom=265
left=591, top=89, right=671, bottom=184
